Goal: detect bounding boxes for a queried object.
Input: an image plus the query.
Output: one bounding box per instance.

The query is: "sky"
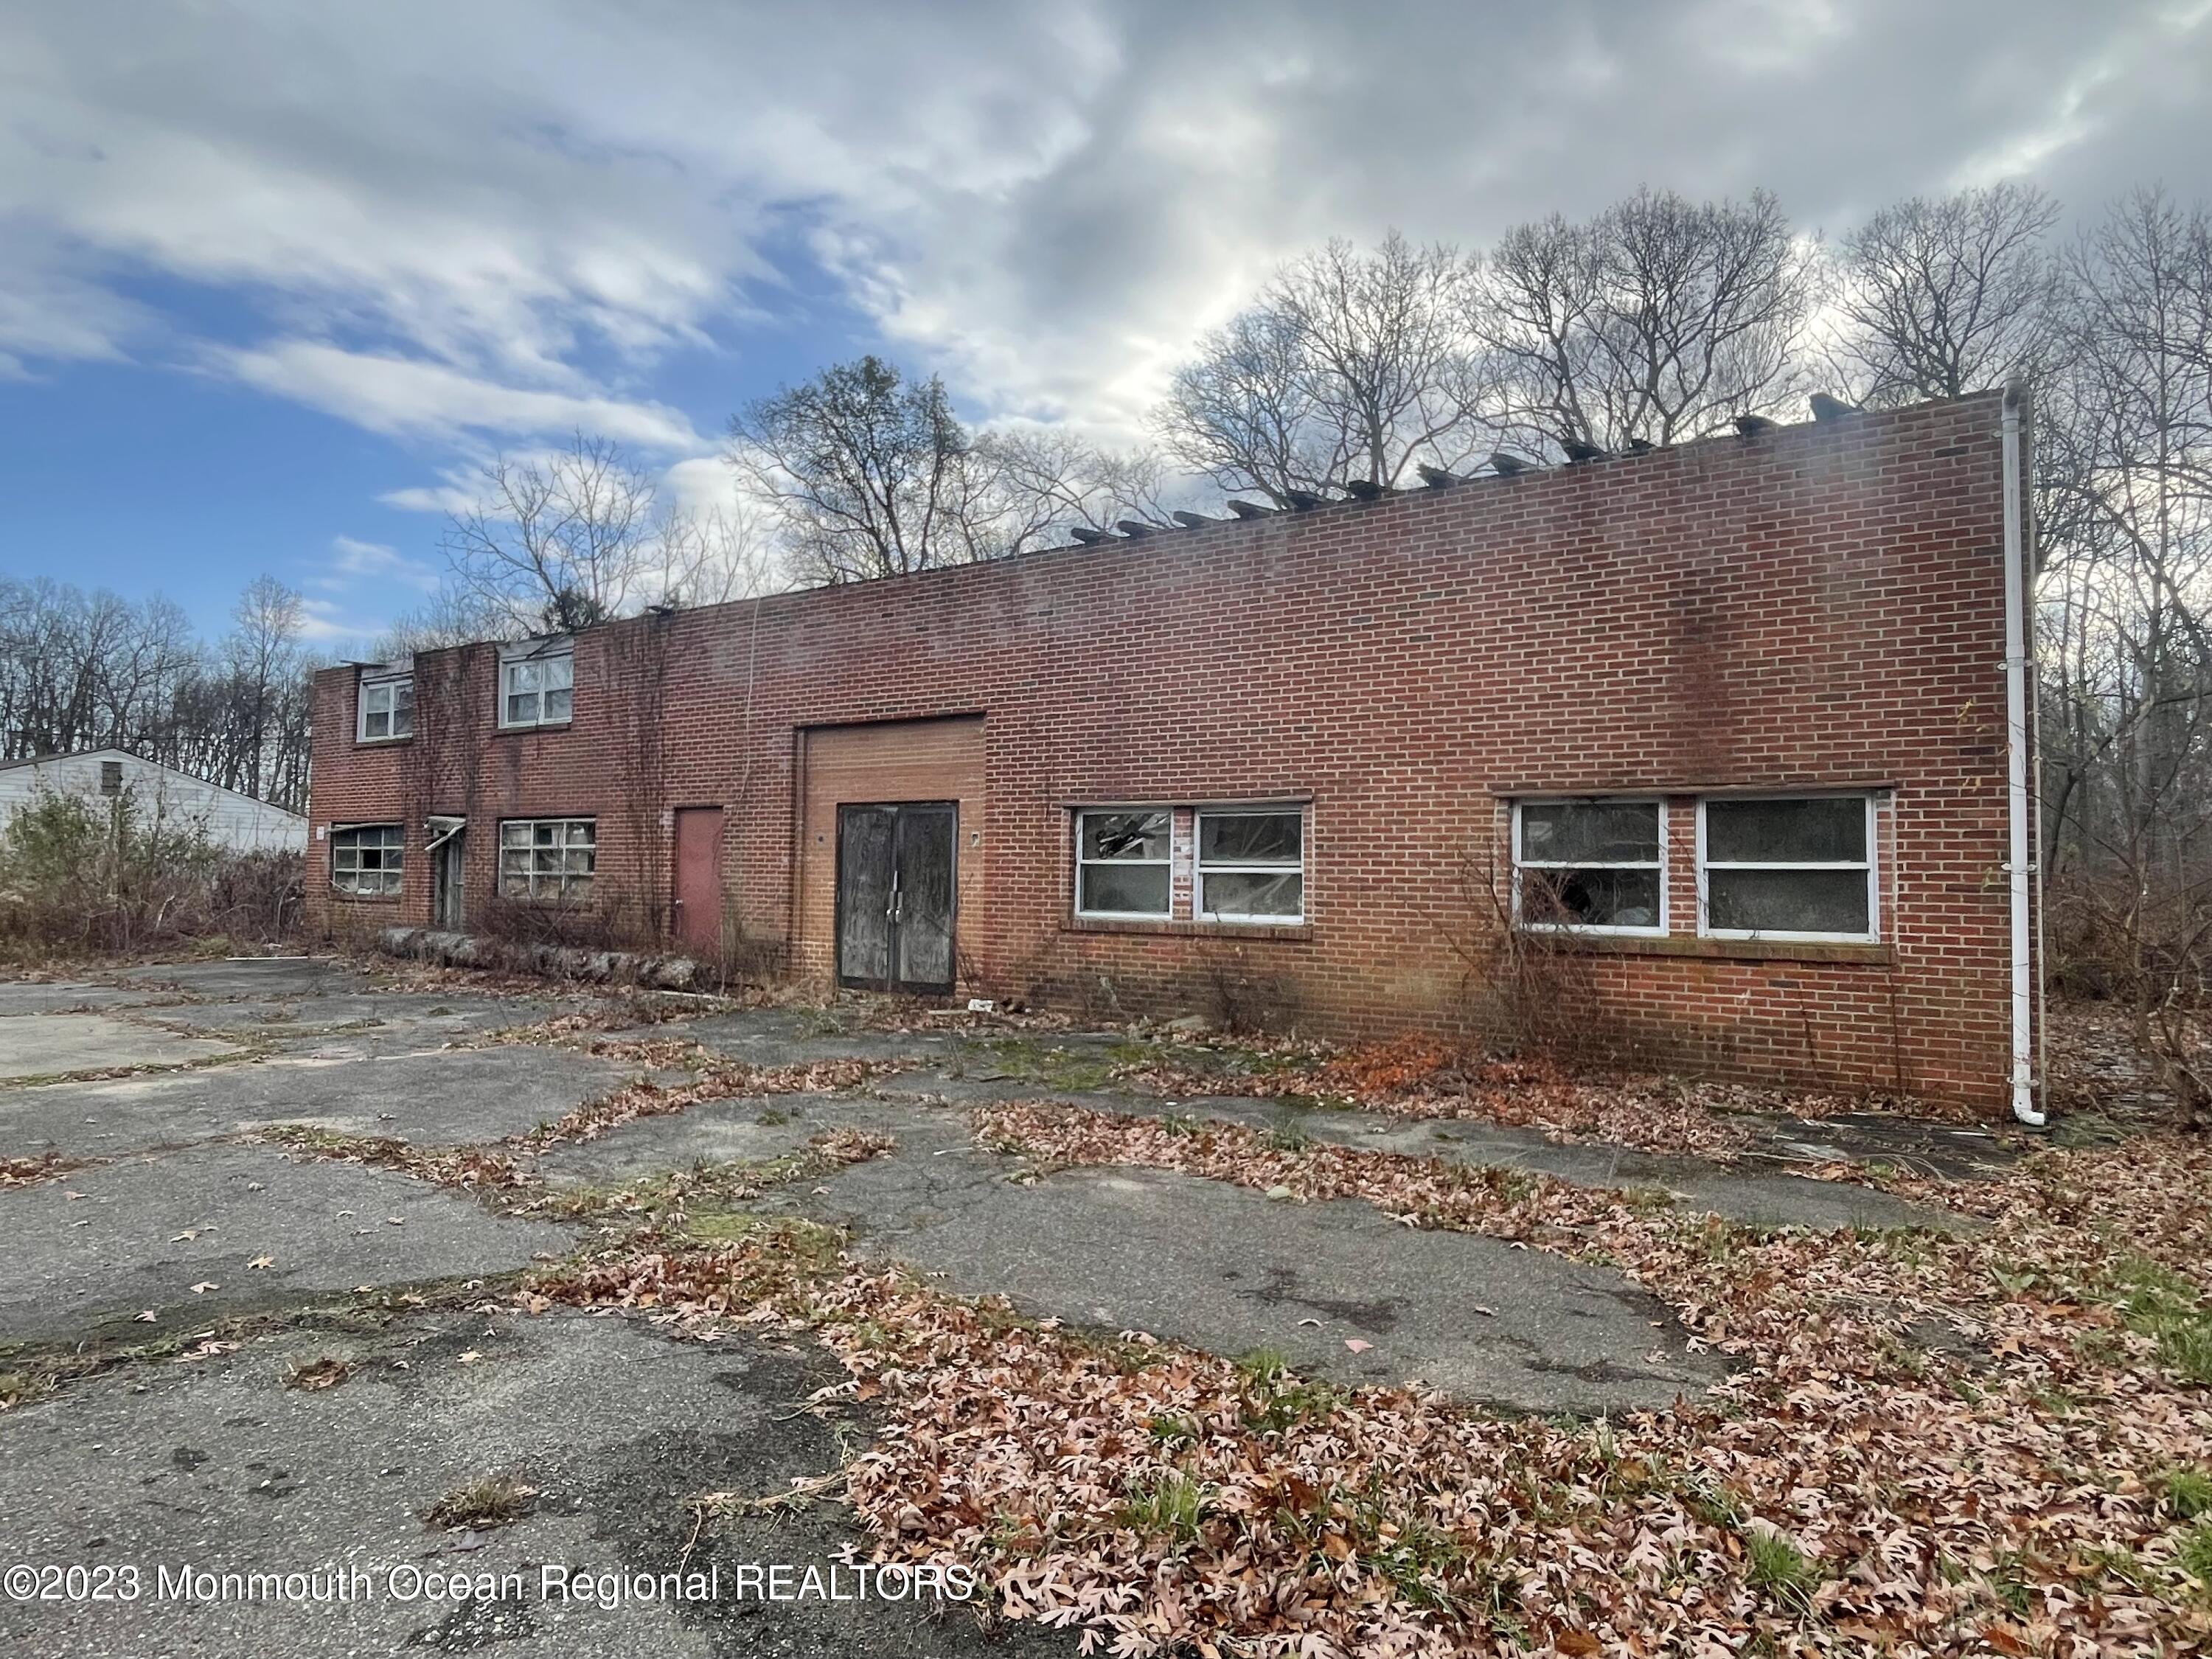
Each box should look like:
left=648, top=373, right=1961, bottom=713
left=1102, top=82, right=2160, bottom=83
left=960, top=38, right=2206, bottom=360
left=1, top=0, right=2208, bottom=647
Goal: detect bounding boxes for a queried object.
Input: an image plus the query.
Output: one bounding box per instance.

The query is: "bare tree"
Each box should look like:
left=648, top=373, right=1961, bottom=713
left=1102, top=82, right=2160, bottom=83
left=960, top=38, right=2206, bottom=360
left=732, top=355, right=1161, bottom=582
left=1828, top=182, right=2062, bottom=406
left=1157, top=232, right=1489, bottom=502
left=2034, top=188, right=2212, bottom=1120
left=1475, top=187, right=1812, bottom=451
left=441, top=432, right=659, bottom=633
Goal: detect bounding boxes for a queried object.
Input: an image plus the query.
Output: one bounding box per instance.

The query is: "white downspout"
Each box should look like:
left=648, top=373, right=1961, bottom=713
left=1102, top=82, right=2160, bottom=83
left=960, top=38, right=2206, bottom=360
left=2003, top=385, right=2045, bottom=1127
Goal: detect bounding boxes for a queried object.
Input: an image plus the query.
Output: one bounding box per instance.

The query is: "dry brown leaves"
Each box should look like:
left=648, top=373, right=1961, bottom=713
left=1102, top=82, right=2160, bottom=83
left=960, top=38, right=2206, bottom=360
left=536, top=1100, right=2212, bottom=1656
left=0, top=1152, right=95, bottom=1190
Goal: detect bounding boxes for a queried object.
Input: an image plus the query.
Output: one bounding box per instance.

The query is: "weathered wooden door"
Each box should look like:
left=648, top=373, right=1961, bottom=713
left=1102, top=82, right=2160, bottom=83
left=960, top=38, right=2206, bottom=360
left=431, top=828, right=465, bottom=931
left=835, top=802, right=956, bottom=994
left=671, top=807, right=724, bottom=956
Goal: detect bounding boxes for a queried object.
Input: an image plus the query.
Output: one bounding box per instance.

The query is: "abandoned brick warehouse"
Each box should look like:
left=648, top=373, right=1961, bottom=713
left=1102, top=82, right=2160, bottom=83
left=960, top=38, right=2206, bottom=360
left=306, top=391, right=2045, bottom=1113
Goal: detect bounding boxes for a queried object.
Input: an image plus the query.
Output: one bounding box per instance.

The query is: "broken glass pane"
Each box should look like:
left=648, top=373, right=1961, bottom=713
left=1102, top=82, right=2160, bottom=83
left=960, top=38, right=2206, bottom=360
left=1521, top=868, right=1661, bottom=929
left=1705, top=798, right=1864, bottom=863
left=1082, top=811, right=1168, bottom=860
left=1200, top=870, right=1303, bottom=918
left=1200, top=813, right=1300, bottom=864
left=1708, top=869, right=1868, bottom=933
left=1080, top=862, right=1170, bottom=916
left=1519, top=801, right=1658, bottom=864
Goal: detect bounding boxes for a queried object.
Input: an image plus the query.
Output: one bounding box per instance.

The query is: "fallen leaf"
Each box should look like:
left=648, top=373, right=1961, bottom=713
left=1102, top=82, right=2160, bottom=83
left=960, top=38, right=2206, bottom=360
left=133, top=1310, right=156, bottom=1323
left=458, top=1350, right=481, bottom=1364
left=189, top=1281, right=219, bottom=1294
left=385, top=1216, right=404, bottom=1226
left=247, top=1255, right=274, bottom=1270
left=1343, top=1338, right=1373, bottom=1353
left=170, top=1229, right=199, bottom=1242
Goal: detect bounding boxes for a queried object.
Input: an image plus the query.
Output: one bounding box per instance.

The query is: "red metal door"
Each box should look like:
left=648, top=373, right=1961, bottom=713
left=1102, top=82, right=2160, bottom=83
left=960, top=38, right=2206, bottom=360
left=671, top=807, right=724, bottom=956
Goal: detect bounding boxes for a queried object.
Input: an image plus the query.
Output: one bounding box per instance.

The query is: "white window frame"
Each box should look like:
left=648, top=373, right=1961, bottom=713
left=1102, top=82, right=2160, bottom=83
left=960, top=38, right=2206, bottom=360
left=1194, top=807, right=1305, bottom=925
left=1696, top=793, right=1879, bottom=943
left=357, top=675, right=414, bottom=742
left=498, top=643, right=574, bottom=731
left=330, top=823, right=404, bottom=897
left=1510, top=798, right=1669, bottom=937
left=1074, top=807, right=1173, bottom=920
left=498, top=817, right=597, bottom=902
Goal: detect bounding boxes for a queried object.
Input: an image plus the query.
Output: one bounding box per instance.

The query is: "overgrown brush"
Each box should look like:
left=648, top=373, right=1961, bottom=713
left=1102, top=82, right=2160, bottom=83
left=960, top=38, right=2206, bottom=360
left=0, top=782, right=300, bottom=956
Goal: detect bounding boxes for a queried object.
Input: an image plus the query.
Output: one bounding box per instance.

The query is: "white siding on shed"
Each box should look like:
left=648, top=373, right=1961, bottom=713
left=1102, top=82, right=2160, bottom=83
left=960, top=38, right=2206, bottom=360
left=0, top=750, right=307, bottom=853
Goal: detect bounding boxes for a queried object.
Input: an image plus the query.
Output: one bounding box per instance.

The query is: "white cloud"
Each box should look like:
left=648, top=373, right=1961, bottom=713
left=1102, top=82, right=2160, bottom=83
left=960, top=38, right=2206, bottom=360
left=218, top=341, right=703, bottom=451
left=322, top=535, right=440, bottom=593
left=0, top=0, right=2204, bottom=495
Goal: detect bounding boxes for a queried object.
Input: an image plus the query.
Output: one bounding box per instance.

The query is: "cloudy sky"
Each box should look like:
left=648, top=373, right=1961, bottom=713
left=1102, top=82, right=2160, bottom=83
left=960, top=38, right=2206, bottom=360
left=3, top=0, right=2207, bottom=642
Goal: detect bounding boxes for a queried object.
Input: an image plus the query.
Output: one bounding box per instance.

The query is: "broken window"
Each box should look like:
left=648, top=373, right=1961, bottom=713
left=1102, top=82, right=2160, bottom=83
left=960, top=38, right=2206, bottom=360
left=1196, top=810, right=1303, bottom=923
left=499, top=645, right=573, bottom=729
left=1076, top=809, right=1171, bottom=918
left=498, top=818, right=595, bottom=901
left=99, top=759, right=122, bottom=796
left=1700, top=796, right=1875, bottom=939
left=1513, top=799, right=1664, bottom=933
left=358, top=674, right=414, bottom=741
left=331, top=824, right=403, bottom=896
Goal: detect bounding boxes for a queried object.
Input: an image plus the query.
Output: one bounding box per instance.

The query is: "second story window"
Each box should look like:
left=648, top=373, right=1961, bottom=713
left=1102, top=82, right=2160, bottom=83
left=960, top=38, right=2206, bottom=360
left=499, top=643, right=573, bottom=730
left=358, top=674, right=414, bottom=742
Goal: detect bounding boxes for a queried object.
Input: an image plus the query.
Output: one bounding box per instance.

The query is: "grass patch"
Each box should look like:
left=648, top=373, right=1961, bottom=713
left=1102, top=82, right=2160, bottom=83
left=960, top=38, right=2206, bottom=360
left=2176, top=1522, right=2212, bottom=1602
left=1745, top=1529, right=1820, bottom=1615
left=970, top=1036, right=1115, bottom=1092
left=422, top=1475, right=538, bottom=1531
left=1119, top=1472, right=1208, bottom=1545
left=2109, top=1256, right=2212, bottom=1386
left=2162, top=1466, right=2212, bottom=1522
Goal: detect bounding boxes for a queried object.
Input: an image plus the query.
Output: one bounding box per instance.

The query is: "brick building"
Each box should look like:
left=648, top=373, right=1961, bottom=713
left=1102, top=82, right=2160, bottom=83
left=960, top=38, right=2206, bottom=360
left=306, top=392, right=2043, bottom=1111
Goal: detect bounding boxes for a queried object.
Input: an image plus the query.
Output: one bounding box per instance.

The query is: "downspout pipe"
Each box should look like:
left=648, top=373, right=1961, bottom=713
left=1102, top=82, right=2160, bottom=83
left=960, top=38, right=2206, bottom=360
left=2003, top=383, right=2046, bottom=1127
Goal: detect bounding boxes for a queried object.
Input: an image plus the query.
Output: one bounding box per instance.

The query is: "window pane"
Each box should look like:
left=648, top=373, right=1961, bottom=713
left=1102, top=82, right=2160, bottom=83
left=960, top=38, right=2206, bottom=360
left=1520, top=801, right=1658, bottom=864
left=1708, top=869, right=1869, bottom=934
left=506, top=692, right=535, bottom=724
left=364, top=709, right=389, bottom=739
left=1080, top=861, right=1170, bottom=915
left=507, top=660, right=540, bottom=693
left=501, top=823, right=529, bottom=847
left=1200, top=813, right=1300, bottom=865
left=392, top=681, right=414, bottom=736
left=1706, top=798, right=1865, bottom=864
left=545, top=655, right=573, bottom=691
left=535, top=824, right=557, bottom=846
left=1082, top=811, right=1168, bottom=860
left=1522, top=867, right=1661, bottom=929
left=543, top=686, right=571, bottom=721
left=1201, top=870, right=1302, bottom=918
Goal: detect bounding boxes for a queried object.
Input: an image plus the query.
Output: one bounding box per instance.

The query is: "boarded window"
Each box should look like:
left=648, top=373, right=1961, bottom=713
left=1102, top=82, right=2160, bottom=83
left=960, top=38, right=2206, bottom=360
left=1075, top=809, right=1171, bottom=918
left=1700, top=796, right=1874, bottom=939
left=99, top=760, right=122, bottom=796
left=1196, top=810, right=1303, bottom=922
left=1514, top=799, right=1664, bottom=932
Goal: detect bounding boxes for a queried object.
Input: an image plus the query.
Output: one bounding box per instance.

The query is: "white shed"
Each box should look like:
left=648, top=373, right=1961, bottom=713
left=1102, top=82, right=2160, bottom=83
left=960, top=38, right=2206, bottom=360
left=0, top=749, right=307, bottom=853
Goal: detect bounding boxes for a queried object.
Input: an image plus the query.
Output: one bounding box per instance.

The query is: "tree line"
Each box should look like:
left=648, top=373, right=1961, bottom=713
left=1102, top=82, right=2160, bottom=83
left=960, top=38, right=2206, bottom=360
left=0, top=573, right=313, bottom=811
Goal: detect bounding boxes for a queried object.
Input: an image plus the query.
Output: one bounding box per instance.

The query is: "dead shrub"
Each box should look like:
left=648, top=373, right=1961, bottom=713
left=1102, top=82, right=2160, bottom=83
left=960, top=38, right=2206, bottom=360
left=0, top=782, right=301, bottom=956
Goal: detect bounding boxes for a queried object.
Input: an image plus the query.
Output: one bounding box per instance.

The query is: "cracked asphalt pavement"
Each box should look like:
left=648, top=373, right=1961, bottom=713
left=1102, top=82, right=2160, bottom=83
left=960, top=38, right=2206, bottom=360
left=0, top=955, right=1993, bottom=1655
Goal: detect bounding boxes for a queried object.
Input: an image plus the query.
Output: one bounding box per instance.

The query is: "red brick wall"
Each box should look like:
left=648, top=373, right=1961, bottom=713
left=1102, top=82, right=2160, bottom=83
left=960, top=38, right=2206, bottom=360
left=307, top=393, right=2028, bottom=1106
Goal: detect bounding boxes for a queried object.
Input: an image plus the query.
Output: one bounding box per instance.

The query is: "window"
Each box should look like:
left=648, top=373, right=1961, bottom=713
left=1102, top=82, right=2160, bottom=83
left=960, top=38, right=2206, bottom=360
left=1075, top=810, right=1171, bottom=918
left=331, top=824, right=403, bottom=896
left=498, top=818, right=596, bottom=901
left=358, top=675, right=414, bottom=741
left=1699, top=795, right=1877, bottom=940
left=1513, top=799, right=1666, bottom=933
left=1196, top=810, right=1304, bottom=923
left=99, top=759, right=122, bottom=796
left=500, top=646, right=573, bottom=729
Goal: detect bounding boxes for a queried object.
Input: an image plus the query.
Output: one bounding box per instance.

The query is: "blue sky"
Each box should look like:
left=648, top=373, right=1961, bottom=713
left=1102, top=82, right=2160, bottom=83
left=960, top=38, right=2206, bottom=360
left=2, top=1, right=2206, bottom=647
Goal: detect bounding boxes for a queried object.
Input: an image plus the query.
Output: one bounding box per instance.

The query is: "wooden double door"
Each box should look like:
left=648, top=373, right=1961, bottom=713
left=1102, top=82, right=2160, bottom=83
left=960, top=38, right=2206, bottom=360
left=835, top=801, right=956, bottom=995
